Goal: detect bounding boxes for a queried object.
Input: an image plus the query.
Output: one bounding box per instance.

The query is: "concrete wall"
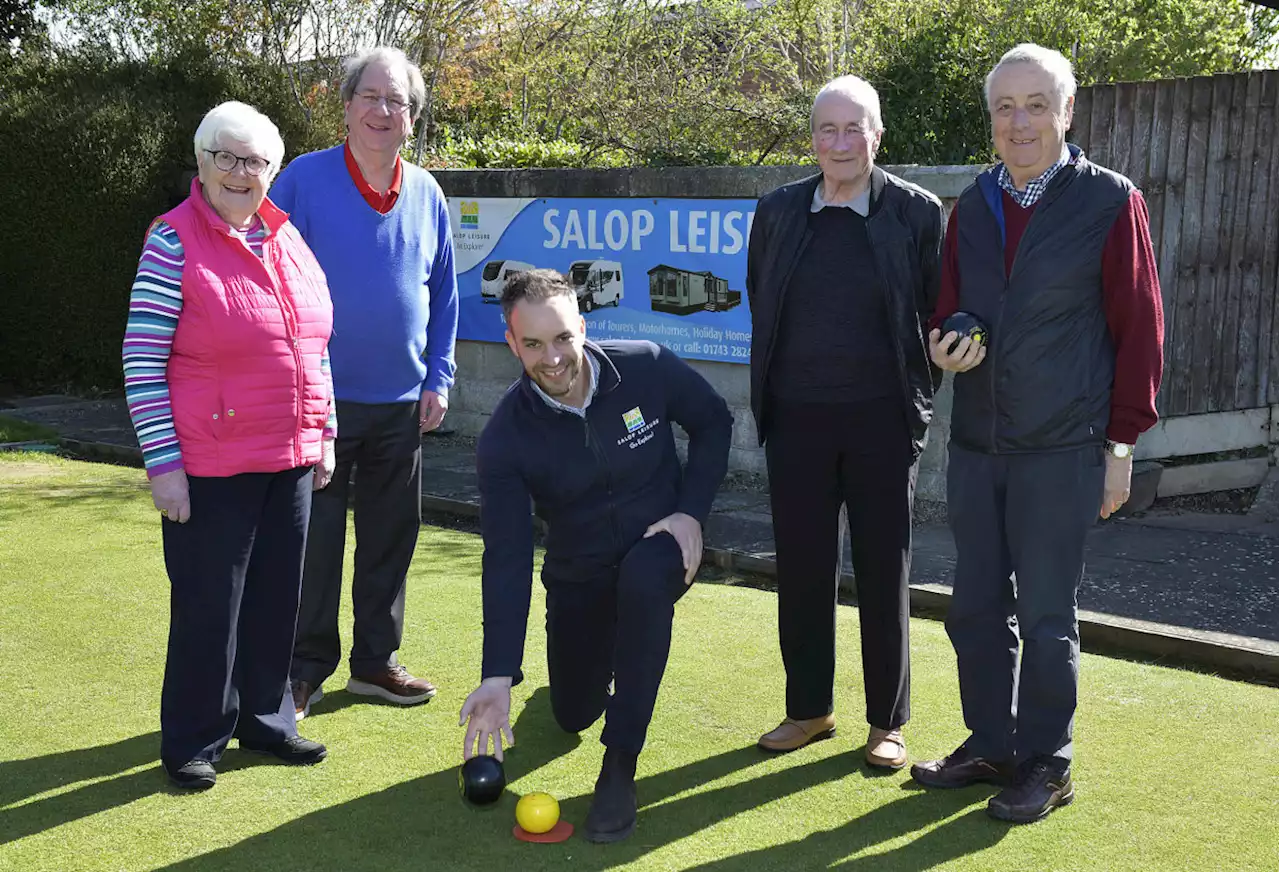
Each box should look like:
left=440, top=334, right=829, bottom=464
left=436, top=165, right=1277, bottom=502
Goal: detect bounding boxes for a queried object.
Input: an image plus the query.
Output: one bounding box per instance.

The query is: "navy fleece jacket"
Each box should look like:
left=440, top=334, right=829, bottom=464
left=476, top=340, right=733, bottom=682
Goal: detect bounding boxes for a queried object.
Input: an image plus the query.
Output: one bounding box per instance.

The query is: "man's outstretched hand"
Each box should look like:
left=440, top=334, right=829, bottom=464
left=459, top=677, right=515, bottom=761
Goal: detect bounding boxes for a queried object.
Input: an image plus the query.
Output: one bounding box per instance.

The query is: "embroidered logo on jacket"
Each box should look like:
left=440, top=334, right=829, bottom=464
left=623, top=407, right=645, bottom=433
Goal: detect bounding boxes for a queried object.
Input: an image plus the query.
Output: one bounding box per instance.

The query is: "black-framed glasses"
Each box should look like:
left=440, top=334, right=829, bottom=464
left=204, top=149, right=271, bottom=176
left=355, top=91, right=411, bottom=114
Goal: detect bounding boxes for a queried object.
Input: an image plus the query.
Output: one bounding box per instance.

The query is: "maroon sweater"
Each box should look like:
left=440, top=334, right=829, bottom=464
left=933, top=188, right=1164, bottom=445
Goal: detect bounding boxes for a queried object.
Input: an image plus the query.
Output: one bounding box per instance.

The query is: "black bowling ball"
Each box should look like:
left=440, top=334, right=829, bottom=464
left=941, top=311, right=988, bottom=352
left=458, top=755, right=506, bottom=806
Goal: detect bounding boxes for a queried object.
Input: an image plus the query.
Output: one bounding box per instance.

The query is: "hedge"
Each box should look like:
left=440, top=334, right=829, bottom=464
left=0, top=51, right=338, bottom=394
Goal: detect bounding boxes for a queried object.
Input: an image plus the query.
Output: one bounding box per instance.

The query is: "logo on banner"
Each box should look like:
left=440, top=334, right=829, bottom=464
left=623, top=407, right=645, bottom=433
left=460, top=201, right=479, bottom=230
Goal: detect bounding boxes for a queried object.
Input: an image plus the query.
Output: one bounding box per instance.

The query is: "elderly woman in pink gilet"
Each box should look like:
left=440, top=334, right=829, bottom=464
left=122, top=101, right=336, bottom=790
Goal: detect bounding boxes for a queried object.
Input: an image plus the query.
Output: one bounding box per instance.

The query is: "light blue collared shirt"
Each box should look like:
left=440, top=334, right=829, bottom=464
left=529, top=350, right=600, bottom=418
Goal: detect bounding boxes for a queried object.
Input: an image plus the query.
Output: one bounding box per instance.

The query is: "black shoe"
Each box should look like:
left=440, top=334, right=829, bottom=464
left=583, top=748, right=638, bottom=844
left=240, top=735, right=328, bottom=765
left=165, top=759, right=216, bottom=790
left=987, top=758, right=1074, bottom=823
left=910, top=744, right=1011, bottom=789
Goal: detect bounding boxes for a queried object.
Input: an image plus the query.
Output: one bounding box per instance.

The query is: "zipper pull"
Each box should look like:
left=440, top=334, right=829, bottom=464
left=583, top=418, right=590, bottom=447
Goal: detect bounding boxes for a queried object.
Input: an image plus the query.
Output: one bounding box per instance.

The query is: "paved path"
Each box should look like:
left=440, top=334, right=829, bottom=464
left=5, top=396, right=1277, bottom=647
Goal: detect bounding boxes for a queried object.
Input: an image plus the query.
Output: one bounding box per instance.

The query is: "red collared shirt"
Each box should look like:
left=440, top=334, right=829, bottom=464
left=343, top=140, right=402, bottom=214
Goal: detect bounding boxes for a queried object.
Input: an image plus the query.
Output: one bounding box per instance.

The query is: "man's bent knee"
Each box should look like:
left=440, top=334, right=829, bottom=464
left=551, top=688, right=607, bottom=734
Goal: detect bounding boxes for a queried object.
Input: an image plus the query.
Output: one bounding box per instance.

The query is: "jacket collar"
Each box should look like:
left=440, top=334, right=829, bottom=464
left=518, top=340, right=621, bottom=417
left=186, top=176, right=289, bottom=240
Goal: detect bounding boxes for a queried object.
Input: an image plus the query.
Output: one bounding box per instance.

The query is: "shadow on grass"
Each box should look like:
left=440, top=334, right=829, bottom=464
left=682, top=792, right=1007, bottom=871
left=152, top=689, right=1000, bottom=871
left=0, top=731, right=165, bottom=845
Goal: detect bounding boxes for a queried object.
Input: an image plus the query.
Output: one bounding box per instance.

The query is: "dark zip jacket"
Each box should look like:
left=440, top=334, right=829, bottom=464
left=476, top=340, right=733, bottom=682
left=952, top=151, right=1133, bottom=453
left=746, top=167, right=944, bottom=454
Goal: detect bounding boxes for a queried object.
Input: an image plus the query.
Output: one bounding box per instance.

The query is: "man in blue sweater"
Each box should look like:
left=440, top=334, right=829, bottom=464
left=269, top=47, right=459, bottom=717
left=459, top=270, right=732, bottom=843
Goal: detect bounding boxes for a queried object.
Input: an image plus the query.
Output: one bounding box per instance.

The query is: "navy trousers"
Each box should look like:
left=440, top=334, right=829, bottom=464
left=944, top=442, right=1106, bottom=765
left=160, top=466, right=311, bottom=768
left=293, top=400, right=422, bottom=684
left=543, top=532, right=689, bottom=755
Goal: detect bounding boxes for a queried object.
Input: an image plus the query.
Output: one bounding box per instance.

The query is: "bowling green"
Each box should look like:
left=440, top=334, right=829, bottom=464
left=1, top=454, right=1275, bottom=872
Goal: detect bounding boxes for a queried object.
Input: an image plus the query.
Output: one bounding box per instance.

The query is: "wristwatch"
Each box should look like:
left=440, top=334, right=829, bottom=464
left=1105, top=440, right=1134, bottom=459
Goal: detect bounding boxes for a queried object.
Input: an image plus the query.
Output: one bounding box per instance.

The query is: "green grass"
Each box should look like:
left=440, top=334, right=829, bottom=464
left=1, top=454, right=1276, bottom=872
left=0, top=414, right=59, bottom=443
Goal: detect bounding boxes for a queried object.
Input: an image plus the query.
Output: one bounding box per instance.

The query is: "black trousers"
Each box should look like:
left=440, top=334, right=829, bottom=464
left=765, top=399, right=916, bottom=728
left=160, top=466, right=310, bottom=768
left=543, top=533, right=689, bottom=755
left=944, top=443, right=1105, bottom=765
left=292, top=401, right=422, bottom=685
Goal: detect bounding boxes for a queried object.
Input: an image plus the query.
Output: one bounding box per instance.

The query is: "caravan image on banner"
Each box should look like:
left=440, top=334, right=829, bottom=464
left=448, top=197, right=756, bottom=364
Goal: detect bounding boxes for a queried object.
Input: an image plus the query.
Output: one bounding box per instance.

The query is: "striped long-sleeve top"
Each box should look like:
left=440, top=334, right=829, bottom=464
left=123, top=218, right=337, bottom=478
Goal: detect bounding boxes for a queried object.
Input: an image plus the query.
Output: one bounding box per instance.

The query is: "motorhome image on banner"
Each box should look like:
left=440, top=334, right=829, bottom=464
left=447, top=197, right=756, bottom=364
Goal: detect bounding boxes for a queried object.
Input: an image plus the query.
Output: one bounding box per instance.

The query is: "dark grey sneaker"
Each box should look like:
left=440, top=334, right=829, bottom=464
left=165, top=759, right=216, bottom=790
left=987, top=758, right=1073, bottom=823
left=910, top=743, right=1011, bottom=789
left=240, top=735, right=328, bottom=765
left=583, top=748, right=638, bottom=843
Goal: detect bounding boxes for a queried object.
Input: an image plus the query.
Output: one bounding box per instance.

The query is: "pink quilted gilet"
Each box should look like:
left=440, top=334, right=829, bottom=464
left=160, top=178, right=333, bottom=477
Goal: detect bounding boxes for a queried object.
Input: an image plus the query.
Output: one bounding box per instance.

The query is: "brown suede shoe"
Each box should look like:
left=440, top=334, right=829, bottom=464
left=865, top=726, right=908, bottom=769
left=291, top=679, right=322, bottom=721
left=757, top=714, right=836, bottom=753
left=346, top=664, right=437, bottom=706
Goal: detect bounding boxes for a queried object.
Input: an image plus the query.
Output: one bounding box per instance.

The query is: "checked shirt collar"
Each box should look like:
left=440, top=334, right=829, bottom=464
left=998, top=144, right=1071, bottom=208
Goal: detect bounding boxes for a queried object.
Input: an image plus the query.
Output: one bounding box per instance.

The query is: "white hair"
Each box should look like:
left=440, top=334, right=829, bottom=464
left=985, top=43, right=1077, bottom=111
left=341, top=46, right=427, bottom=122
left=193, top=101, right=285, bottom=178
left=811, top=75, right=883, bottom=133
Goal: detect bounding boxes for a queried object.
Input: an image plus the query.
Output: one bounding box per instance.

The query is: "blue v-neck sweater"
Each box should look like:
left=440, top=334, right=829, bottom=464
left=271, top=145, right=458, bottom=403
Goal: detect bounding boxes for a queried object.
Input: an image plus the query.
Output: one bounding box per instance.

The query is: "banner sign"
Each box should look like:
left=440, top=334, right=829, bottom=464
left=448, top=198, right=757, bottom=364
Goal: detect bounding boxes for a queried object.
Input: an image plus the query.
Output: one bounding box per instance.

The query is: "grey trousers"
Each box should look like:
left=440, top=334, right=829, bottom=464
left=944, top=442, right=1106, bottom=765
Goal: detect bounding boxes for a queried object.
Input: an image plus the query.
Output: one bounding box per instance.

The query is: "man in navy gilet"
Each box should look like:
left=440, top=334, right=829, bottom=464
left=911, top=44, right=1165, bottom=823
left=458, top=270, right=731, bottom=843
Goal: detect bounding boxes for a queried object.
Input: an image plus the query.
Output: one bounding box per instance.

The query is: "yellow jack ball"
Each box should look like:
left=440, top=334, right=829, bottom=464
left=515, top=792, right=560, bottom=834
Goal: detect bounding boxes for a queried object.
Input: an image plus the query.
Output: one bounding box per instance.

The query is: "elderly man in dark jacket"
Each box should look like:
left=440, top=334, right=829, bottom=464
left=748, top=75, right=944, bottom=769
left=911, top=44, right=1164, bottom=825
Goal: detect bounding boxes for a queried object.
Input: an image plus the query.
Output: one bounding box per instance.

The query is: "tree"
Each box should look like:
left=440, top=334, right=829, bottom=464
left=30, top=0, right=1280, bottom=167
left=1, top=0, right=40, bottom=44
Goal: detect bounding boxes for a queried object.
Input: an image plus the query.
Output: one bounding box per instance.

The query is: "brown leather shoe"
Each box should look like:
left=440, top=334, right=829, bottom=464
left=346, top=664, right=437, bottom=706
left=757, top=714, right=836, bottom=753
left=865, top=726, right=908, bottom=769
left=291, top=679, right=322, bottom=721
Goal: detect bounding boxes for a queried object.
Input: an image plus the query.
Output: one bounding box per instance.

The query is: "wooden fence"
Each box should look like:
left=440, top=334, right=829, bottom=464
left=1070, top=71, right=1278, bottom=417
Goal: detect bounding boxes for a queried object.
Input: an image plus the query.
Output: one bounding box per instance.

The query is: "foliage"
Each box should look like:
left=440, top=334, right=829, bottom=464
left=0, top=415, right=59, bottom=443
left=424, top=0, right=1277, bottom=167
left=30, top=0, right=1280, bottom=172
left=0, top=0, right=40, bottom=44
left=0, top=50, right=337, bottom=393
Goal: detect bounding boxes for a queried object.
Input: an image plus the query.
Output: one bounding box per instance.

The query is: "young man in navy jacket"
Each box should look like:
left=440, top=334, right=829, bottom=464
left=459, top=269, right=732, bottom=843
